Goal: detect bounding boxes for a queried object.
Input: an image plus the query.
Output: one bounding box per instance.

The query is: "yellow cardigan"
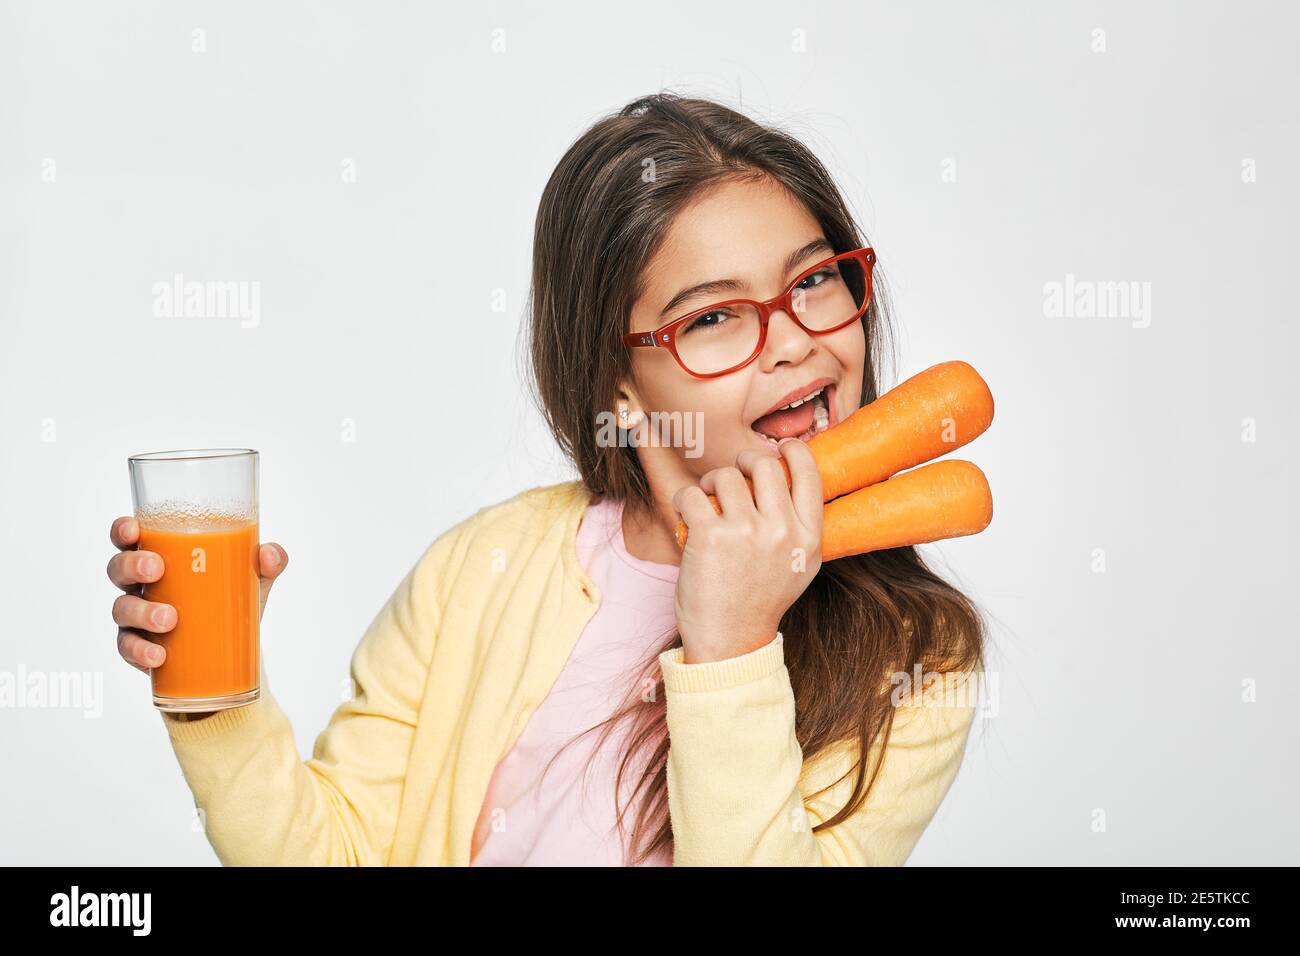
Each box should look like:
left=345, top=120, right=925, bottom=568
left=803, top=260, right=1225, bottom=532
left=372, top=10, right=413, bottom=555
left=160, top=479, right=979, bottom=866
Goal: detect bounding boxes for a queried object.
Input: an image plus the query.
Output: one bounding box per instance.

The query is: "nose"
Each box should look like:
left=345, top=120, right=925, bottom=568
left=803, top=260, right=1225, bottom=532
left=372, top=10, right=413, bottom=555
left=757, top=306, right=817, bottom=371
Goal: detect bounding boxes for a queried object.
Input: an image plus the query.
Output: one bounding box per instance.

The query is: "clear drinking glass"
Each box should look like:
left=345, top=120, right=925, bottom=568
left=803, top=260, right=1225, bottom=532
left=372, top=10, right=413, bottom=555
left=127, top=448, right=260, bottom=713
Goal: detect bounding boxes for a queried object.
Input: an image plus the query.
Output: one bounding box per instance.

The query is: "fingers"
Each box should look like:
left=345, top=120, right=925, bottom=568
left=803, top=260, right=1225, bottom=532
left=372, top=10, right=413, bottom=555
left=107, top=548, right=163, bottom=591
left=698, top=467, right=759, bottom=519
left=111, top=516, right=165, bottom=676
left=110, top=516, right=138, bottom=550
left=259, top=542, right=287, bottom=580
left=107, top=516, right=158, bottom=595
left=733, top=448, right=794, bottom=520
left=258, top=543, right=287, bottom=616
left=118, top=627, right=165, bottom=673
left=113, top=592, right=177, bottom=634
left=778, top=438, right=823, bottom=533
left=672, top=484, right=721, bottom=538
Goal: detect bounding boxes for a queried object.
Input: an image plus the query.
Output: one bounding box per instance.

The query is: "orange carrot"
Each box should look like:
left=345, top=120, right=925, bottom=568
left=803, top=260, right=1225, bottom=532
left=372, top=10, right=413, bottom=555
left=819, top=460, right=992, bottom=560
left=674, top=360, right=995, bottom=548
left=674, top=459, right=991, bottom=558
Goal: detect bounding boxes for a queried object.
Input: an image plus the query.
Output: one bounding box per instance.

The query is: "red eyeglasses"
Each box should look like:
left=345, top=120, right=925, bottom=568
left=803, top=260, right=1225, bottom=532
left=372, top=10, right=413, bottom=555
left=621, top=247, right=876, bottom=379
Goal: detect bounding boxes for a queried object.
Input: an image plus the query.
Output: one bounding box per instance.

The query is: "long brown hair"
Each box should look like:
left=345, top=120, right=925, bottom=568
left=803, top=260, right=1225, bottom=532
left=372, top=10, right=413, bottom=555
left=523, top=91, right=986, bottom=864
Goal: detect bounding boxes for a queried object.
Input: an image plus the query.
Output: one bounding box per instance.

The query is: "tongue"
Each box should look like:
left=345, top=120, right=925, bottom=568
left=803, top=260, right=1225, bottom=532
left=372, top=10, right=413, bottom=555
left=752, top=400, right=817, bottom=439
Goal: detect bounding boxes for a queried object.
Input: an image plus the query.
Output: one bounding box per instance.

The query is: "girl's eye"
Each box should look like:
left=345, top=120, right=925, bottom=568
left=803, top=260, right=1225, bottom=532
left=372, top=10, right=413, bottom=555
left=797, top=267, right=835, bottom=291
left=682, top=310, right=732, bottom=334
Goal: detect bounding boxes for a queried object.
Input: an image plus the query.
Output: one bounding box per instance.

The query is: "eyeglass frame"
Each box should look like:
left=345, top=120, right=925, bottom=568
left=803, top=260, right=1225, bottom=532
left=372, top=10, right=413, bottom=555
left=621, top=247, right=876, bottom=379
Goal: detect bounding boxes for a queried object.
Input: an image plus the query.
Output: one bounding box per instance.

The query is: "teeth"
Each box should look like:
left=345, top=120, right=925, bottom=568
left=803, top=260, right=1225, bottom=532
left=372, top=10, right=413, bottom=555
left=758, top=392, right=830, bottom=450
left=776, top=385, right=825, bottom=411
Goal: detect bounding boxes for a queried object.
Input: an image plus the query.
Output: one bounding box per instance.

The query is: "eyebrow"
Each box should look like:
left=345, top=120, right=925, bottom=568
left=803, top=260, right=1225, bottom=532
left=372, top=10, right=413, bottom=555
left=657, top=237, right=835, bottom=320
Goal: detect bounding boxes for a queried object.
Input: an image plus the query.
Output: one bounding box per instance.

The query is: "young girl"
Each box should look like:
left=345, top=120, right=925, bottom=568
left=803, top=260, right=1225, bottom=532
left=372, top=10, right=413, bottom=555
left=106, top=92, right=985, bottom=867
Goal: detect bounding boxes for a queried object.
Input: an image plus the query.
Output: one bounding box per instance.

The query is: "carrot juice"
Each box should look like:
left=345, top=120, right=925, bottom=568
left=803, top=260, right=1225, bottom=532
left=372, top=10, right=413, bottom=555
left=138, top=515, right=260, bottom=710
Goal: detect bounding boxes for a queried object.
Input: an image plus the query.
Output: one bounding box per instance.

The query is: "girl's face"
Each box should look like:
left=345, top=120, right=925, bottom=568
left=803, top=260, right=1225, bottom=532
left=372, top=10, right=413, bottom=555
left=621, top=176, right=866, bottom=483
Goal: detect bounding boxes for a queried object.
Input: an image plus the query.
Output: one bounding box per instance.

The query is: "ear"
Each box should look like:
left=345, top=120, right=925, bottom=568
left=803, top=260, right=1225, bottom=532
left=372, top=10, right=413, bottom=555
left=613, top=380, right=645, bottom=429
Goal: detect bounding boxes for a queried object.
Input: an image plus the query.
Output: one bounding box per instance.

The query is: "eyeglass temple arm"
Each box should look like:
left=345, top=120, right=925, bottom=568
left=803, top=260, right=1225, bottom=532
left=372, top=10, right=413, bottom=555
left=621, top=331, right=661, bottom=348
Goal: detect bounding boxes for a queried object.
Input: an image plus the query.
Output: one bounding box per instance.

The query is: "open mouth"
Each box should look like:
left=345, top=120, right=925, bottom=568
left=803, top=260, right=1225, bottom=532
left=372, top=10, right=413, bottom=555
left=750, top=382, right=837, bottom=451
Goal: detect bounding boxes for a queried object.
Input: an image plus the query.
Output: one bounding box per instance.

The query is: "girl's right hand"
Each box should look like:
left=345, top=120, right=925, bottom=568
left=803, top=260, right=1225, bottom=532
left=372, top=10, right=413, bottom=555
left=106, top=516, right=289, bottom=674
left=671, top=439, right=823, bottom=665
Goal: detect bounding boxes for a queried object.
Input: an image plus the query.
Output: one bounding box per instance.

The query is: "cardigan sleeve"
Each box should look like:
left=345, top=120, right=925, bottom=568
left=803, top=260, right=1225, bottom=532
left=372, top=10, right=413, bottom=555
left=658, top=634, right=979, bottom=866
left=156, top=522, right=466, bottom=866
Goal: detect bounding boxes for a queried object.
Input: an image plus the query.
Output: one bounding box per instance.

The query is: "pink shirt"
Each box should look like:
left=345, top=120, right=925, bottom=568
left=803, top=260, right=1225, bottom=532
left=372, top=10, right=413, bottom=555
left=469, top=495, right=679, bottom=866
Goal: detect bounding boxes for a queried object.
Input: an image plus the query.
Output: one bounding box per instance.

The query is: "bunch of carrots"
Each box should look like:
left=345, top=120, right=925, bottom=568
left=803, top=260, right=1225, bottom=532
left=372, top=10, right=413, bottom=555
left=674, top=360, right=995, bottom=561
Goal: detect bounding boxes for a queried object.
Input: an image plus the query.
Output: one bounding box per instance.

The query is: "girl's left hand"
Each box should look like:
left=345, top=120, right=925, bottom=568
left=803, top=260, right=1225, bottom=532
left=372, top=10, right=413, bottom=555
left=671, top=438, right=824, bottom=664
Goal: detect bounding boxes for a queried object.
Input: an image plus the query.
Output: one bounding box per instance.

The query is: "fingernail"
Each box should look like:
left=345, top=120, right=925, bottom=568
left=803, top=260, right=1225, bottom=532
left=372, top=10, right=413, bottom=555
left=139, top=557, right=156, bottom=578
left=265, top=547, right=279, bottom=568
left=147, top=647, right=164, bottom=666
left=152, top=607, right=171, bottom=628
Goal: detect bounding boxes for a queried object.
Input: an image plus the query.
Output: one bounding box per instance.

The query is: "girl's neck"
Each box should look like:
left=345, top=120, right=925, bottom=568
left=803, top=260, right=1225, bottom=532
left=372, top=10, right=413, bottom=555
left=620, top=493, right=684, bottom=568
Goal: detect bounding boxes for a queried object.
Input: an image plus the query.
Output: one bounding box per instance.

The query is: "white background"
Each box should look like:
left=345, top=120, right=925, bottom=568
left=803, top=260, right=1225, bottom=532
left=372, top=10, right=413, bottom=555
left=1, top=0, right=1296, bottom=865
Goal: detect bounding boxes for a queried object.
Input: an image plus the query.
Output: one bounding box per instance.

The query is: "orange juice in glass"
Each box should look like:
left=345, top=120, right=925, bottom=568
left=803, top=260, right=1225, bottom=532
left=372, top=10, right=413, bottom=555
left=127, top=448, right=260, bottom=712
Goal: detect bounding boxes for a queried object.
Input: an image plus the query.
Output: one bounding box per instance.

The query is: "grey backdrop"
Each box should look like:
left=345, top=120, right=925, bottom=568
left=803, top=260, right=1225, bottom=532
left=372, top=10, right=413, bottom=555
left=2, top=0, right=1295, bottom=865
